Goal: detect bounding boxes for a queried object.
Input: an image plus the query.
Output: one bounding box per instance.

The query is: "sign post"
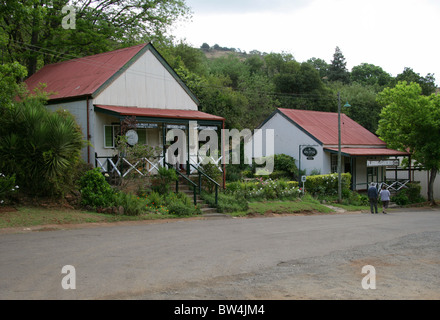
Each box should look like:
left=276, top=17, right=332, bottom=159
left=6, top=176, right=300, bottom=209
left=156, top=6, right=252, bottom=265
left=301, top=175, right=307, bottom=195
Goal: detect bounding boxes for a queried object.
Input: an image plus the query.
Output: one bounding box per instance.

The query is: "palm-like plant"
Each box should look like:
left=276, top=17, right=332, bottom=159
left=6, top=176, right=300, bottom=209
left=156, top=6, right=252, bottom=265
left=0, top=99, right=84, bottom=196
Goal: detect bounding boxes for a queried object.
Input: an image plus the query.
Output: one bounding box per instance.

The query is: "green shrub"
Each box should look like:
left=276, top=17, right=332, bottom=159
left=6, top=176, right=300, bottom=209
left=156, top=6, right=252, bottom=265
left=113, top=192, right=146, bottom=216
left=79, top=168, right=115, bottom=208
left=0, top=100, right=84, bottom=196
left=391, top=182, right=424, bottom=205
left=202, top=191, right=249, bottom=213
left=269, top=170, right=293, bottom=180
left=225, top=164, right=246, bottom=182
left=304, top=173, right=351, bottom=196
left=146, top=191, right=165, bottom=207
left=274, top=154, right=297, bottom=175
left=0, top=173, right=18, bottom=205
left=241, top=170, right=253, bottom=178
left=151, top=167, right=178, bottom=194
left=200, top=162, right=222, bottom=193
left=341, top=191, right=369, bottom=206
left=165, top=192, right=201, bottom=216
left=167, top=201, right=197, bottom=216
left=392, top=192, right=409, bottom=206
left=404, top=183, right=425, bottom=203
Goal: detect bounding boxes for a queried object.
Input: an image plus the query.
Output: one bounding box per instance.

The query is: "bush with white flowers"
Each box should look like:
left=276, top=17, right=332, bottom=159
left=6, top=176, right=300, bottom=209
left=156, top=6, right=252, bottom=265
left=225, top=178, right=301, bottom=201
left=0, top=173, right=19, bottom=205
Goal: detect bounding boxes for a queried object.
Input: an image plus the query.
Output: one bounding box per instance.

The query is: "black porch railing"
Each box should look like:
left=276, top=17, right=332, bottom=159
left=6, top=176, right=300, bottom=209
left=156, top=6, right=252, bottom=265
left=96, top=153, right=219, bottom=206
left=189, top=163, right=219, bottom=206
left=165, top=162, right=198, bottom=206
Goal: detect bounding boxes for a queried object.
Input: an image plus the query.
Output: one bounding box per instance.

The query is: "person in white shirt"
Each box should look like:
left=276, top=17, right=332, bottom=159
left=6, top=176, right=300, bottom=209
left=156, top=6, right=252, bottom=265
left=379, top=185, right=391, bottom=214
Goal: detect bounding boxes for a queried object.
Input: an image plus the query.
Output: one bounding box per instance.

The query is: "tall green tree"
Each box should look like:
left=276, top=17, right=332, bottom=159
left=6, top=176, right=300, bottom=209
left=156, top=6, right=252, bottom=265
left=238, top=72, right=278, bottom=129
left=0, top=61, right=27, bottom=107
left=328, top=46, right=350, bottom=84
left=331, top=82, right=382, bottom=132
left=306, top=57, right=329, bottom=80
left=391, top=67, right=437, bottom=96
left=377, top=81, right=440, bottom=204
left=0, top=0, right=191, bottom=76
left=351, top=63, right=392, bottom=87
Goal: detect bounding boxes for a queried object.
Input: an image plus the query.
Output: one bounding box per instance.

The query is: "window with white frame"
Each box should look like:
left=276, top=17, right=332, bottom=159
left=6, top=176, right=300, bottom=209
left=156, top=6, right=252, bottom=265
left=104, top=125, right=120, bottom=148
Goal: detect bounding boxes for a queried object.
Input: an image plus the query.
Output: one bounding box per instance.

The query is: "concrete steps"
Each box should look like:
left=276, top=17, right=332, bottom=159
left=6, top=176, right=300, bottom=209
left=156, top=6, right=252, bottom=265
left=172, top=177, right=229, bottom=218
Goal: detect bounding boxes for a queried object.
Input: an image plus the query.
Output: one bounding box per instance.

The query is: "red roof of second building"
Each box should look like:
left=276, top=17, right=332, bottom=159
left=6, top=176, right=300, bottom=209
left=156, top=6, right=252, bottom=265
left=324, top=147, right=409, bottom=156
left=24, top=44, right=147, bottom=100
left=278, top=108, right=386, bottom=146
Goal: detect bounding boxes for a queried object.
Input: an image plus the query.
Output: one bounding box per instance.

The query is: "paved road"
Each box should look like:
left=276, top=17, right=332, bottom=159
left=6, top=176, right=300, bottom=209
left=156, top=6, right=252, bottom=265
left=0, top=208, right=439, bottom=300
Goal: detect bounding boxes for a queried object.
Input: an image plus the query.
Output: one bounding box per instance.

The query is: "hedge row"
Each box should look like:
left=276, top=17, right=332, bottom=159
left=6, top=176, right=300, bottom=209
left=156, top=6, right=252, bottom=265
left=303, top=173, right=352, bottom=196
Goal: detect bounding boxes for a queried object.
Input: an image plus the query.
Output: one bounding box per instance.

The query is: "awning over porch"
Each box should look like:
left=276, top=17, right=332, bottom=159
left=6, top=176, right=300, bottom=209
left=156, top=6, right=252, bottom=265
left=94, top=105, right=225, bottom=124
left=324, top=147, right=409, bottom=157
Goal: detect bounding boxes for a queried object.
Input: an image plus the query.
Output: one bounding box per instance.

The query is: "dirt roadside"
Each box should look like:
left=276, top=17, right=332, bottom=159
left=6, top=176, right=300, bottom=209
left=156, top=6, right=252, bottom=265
left=102, top=228, right=440, bottom=300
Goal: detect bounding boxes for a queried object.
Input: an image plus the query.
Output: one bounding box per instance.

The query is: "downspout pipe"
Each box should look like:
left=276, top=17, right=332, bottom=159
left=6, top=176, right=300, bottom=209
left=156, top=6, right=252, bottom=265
left=87, top=96, right=90, bottom=164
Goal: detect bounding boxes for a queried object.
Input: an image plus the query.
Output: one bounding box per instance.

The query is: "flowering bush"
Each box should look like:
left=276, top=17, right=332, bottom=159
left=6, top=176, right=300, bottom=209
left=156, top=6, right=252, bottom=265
left=0, top=173, right=19, bottom=205
left=226, top=179, right=301, bottom=201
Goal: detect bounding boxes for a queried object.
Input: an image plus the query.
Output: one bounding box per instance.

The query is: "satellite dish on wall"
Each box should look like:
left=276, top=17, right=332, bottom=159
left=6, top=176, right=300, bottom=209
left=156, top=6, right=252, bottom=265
left=125, top=130, right=138, bottom=146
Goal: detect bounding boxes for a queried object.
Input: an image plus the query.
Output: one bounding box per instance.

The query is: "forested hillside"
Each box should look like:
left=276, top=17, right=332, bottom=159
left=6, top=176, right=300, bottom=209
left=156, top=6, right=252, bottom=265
left=159, top=42, right=437, bottom=132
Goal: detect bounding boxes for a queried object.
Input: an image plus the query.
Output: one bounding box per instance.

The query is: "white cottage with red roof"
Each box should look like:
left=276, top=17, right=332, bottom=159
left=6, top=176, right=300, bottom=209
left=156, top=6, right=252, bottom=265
left=24, top=43, right=225, bottom=174
left=257, top=108, right=409, bottom=190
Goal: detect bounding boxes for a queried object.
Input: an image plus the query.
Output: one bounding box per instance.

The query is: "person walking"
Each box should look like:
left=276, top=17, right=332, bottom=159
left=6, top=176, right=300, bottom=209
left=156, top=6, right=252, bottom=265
left=368, top=182, right=379, bottom=214
left=379, top=185, right=391, bottom=214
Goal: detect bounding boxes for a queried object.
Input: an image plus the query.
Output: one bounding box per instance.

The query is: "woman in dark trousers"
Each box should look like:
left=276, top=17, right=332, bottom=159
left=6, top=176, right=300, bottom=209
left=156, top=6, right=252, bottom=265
left=379, top=185, right=391, bottom=214
left=367, top=182, right=379, bottom=214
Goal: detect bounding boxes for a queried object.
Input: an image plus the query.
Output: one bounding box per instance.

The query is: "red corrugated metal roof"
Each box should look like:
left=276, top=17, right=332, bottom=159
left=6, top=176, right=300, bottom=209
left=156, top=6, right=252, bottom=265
left=24, top=44, right=147, bottom=100
left=324, top=147, right=409, bottom=156
left=278, top=108, right=386, bottom=146
left=95, top=105, right=225, bottom=121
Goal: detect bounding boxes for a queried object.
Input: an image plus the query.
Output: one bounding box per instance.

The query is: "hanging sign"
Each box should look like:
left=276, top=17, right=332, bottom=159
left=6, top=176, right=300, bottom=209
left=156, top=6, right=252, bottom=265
left=367, top=159, right=400, bottom=167
left=303, top=147, right=318, bottom=158
left=198, top=125, right=218, bottom=131
left=166, top=124, right=186, bottom=130
left=137, top=123, right=158, bottom=129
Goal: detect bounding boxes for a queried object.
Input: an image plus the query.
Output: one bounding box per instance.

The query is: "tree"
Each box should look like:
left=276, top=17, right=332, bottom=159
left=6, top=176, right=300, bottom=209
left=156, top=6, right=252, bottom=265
left=208, top=54, right=250, bottom=89
left=238, top=72, right=278, bottom=129
left=391, top=67, right=437, bottom=96
left=160, top=40, right=209, bottom=77
left=0, top=61, right=27, bottom=107
left=377, top=81, right=440, bottom=204
left=328, top=46, right=350, bottom=84
left=331, top=82, right=382, bottom=132
left=351, top=63, right=392, bottom=87
left=0, top=0, right=191, bottom=77
left=306, top=57, right=329, bottom=80
left=200, top=43, right=210, bottom=51
left=273, top=60, right=335, bottom=111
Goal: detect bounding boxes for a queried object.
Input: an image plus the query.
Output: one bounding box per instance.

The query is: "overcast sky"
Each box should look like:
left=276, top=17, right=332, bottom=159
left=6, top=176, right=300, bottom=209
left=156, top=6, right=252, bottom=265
left=171, top=0, right=440, bottom=85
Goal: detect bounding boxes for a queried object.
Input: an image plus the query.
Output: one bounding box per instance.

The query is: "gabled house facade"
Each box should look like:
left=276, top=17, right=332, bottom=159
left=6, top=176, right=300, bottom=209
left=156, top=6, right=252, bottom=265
left=24, top=43, right=225, bottom=173
left=256, top=108, right=410, bottom=190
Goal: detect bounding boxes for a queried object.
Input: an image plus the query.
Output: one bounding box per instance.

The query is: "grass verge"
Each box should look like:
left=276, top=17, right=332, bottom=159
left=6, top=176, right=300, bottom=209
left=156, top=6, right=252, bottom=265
left=228, top=199, right=335, bottom=217
left=0, top=206, right=181, bottom=229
